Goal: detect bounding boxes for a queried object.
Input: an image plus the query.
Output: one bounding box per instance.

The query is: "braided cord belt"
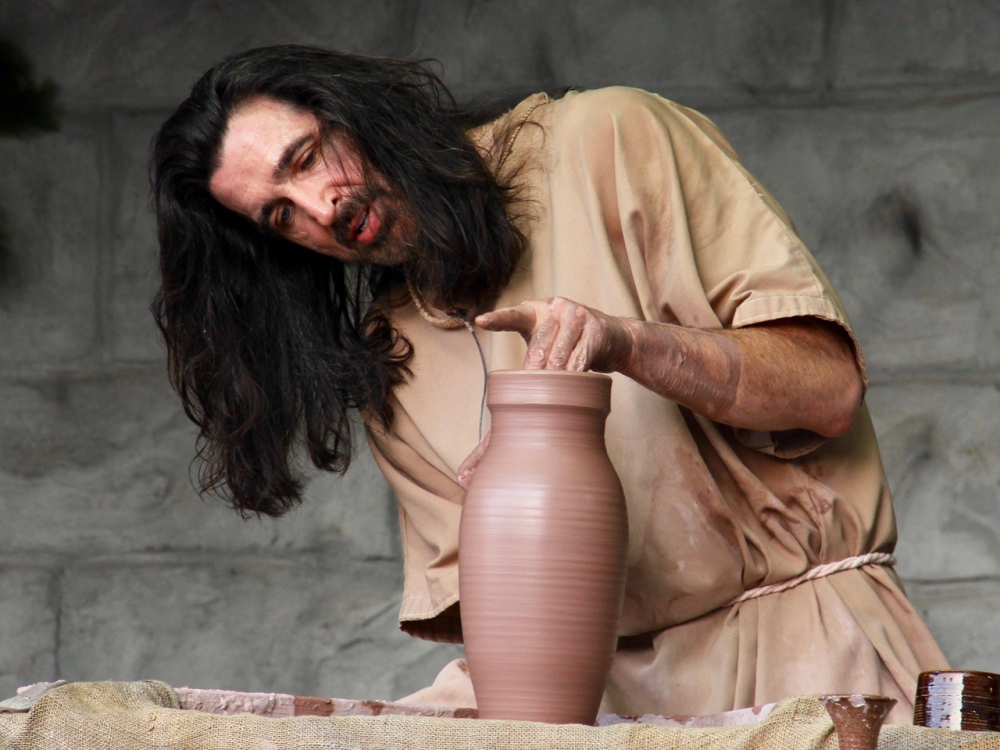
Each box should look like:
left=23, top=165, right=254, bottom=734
left=726, top=552, right=896, bottom=607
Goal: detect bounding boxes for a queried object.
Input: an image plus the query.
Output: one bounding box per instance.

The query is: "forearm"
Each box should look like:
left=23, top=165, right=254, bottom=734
left=476, top=298, right=864, bottom=438
left=618, top=317, right=864, bottom=437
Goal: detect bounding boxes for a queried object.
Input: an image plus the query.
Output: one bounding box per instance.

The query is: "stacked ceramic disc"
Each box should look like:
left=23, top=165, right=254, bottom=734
left=914, top=670, right=1000, bottom=730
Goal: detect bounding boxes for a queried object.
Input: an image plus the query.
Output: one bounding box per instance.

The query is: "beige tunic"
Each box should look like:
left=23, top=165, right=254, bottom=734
left=365, top=87, right=947, bottom=722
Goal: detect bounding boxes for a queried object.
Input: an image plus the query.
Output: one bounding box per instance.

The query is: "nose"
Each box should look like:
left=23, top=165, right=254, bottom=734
left=287, top=181, right=336, bottom=227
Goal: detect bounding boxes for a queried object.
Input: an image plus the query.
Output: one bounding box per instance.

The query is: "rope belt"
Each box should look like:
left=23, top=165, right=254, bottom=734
left=726, top=552, right=896, bottom=607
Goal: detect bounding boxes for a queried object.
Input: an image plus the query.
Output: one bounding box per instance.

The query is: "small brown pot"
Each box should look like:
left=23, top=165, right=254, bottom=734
left=459, top=370, right=628, bottom=724
left=820, top=694, right=896, bottom=750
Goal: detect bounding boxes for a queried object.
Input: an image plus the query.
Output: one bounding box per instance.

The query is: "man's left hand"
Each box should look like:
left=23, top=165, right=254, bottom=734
left=476, top=296, right=634, bottom=372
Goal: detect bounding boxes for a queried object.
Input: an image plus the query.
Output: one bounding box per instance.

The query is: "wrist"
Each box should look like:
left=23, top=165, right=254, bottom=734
left=611, top=316, right=641, bottom=375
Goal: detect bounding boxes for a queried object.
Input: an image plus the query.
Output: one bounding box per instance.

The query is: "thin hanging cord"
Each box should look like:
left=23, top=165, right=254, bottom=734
left=451, top=309, right=488, bottom=442
left=404, top=281, right=488, bottom=440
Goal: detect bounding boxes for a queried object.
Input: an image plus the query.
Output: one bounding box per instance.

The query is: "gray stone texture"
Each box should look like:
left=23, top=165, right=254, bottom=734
left=867, top=384, right=1000, bottom=582
left=0, top=121, right=101, bottom=367
left=0, top=0, right=422, bottom=110
left=0, top=569, right=57, bottom=698
left=713, top=97, right=1000, bottom=375
left=414, top=0, right=827, bottom=101
left=1, top=0, right=999, bottom=706
left=909, top=580, right=1000, bottom=674
left=107, top=113, right=167, bottom=364
left=834, top=1, right=1000, bottom=90
left=57, top=556, right=462, bottom=698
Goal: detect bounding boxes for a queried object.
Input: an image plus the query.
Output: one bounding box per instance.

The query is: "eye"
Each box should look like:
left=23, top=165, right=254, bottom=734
left=300, top=148, right=317, bottom=170
left=273, top=204, right=292, bottom=230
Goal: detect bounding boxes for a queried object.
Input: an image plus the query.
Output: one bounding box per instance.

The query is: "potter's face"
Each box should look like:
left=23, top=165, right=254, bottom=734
left=209, top=96, right=416, bottom=265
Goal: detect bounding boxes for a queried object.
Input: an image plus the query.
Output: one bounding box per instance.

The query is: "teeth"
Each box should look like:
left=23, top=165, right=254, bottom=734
left=357, top=208, right=369, bottom=236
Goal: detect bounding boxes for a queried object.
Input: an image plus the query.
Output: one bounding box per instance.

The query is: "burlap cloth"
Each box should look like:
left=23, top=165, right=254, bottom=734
left=0, top=680, right=997, bottom=750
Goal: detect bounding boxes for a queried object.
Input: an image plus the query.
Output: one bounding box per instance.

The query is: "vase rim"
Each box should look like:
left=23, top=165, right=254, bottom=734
left=489, top=369, right=611, bottom=381
left=818, top=694, right=898, bottom=704
left=486, top=370, right=612, bottom=410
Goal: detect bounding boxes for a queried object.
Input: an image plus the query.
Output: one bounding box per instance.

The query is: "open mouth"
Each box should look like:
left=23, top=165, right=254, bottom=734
left=353, top=203, right=381, bottom=245
left=356, top=206, right=370, bottom=237
left=347, top=204, right=369, bottom=242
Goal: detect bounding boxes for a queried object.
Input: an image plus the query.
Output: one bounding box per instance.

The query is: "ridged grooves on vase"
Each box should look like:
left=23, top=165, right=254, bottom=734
left=459, top=370, right=628, bottom=724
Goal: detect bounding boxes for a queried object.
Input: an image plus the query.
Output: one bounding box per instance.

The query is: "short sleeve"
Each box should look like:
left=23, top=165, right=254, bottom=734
left=557, top=88, right=867, bottom=387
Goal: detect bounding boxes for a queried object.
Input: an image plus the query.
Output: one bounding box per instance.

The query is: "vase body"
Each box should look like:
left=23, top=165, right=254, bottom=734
left=459, top=370, right=628, bottom=724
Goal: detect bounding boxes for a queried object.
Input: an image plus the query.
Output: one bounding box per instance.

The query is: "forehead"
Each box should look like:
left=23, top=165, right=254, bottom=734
left=209, top=96, right=319, bottom=216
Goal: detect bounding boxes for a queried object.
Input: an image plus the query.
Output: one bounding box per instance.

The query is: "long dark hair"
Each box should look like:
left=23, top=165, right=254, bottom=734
left=151, top=45, right=527, bottom=517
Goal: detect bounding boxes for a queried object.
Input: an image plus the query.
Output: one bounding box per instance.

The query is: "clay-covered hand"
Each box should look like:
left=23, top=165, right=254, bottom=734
left=475, top=297, right=634, bottom=372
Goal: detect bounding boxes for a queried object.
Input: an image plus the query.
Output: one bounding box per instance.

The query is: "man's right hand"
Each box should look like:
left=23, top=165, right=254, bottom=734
left=475, top=296, right=634, bottom=373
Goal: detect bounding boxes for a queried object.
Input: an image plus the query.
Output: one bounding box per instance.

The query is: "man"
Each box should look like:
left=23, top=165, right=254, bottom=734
left=152, top=44, right=946, bottom=721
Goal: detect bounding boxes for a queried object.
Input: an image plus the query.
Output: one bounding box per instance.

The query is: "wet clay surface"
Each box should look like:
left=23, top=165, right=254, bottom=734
left=459, top=370, right=629, bottom=724
left=0, top=681, right=67, bottom=712
left=176, top=686, right=775, bottom=725
left=597, top=702, right=776, bottom=728
left=819, top=694, right=896, bottom=750
left=175, top=688, right=478, bottom=719
left=175, top=688, right=296, bottom=718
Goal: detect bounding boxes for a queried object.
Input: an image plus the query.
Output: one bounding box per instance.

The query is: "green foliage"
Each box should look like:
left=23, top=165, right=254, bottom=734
left=0, top=38, right=59, bottom=136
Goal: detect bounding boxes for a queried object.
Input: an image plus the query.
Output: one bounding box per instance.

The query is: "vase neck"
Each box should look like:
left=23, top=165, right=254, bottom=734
left=486, top=371, right=612, bottom=412
left=489, top=403, right=609, bottom=447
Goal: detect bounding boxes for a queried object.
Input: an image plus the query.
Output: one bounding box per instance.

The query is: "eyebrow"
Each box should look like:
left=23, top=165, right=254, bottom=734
left=272, top=133, right=312, bottom=181
left=254, top=133, right=313, bottom=228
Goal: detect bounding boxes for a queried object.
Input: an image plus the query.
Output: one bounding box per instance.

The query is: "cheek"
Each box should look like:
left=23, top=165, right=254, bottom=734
left=286, top=222, right=320, bottom=248
left=287, top=223, right=350, bottom=260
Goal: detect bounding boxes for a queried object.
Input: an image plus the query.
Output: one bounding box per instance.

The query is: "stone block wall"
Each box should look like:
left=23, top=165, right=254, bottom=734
left=0, top=0, right=998, bottom=701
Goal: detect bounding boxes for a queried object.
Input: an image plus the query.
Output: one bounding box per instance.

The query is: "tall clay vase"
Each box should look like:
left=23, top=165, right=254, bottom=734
left=819, top=695, right=896, bottom=750
left=459, top=370, right=628, bottom=724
